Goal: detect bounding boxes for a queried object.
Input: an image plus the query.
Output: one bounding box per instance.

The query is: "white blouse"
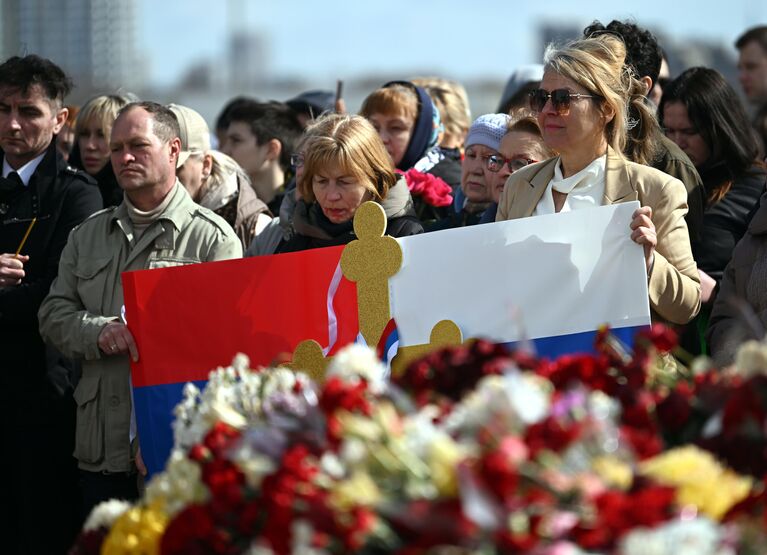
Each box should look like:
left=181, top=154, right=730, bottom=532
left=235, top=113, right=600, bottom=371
left=533, top=155, right=607, bottom=216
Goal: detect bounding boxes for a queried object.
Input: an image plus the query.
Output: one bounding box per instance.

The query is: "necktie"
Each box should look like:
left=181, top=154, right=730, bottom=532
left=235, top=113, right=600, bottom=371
left=0, top=171, right=24, bottom=193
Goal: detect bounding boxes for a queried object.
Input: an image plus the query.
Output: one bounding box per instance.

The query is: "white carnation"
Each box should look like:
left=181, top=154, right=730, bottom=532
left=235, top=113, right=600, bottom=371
left=619, top=517, right=727, bottom=555
left=83, top=499, right=132, bottom=531
left=326, top=343, right=387, bottom=393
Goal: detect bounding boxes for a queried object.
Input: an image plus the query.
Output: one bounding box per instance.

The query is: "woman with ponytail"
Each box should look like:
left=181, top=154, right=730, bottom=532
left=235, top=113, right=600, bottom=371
left=496, top=34, right=700, bottom=325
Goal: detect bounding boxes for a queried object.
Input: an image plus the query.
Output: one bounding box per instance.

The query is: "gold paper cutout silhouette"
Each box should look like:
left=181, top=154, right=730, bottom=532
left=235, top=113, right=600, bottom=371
left=390, top=320, right=464, bottom=376
left=341, top=202, right=402, bottom=346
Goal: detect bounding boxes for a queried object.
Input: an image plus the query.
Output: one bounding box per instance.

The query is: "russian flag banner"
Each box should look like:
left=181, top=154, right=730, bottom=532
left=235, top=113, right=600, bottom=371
left=123, top=201, right=650, bottom=475
left=389, top=201, right=651, bottom=357
left=122, top=245, right=359, bottom=475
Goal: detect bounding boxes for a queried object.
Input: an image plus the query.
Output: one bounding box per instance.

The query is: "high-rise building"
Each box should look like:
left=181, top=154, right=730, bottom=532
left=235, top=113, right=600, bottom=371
left=1, top=0, right=141, bottom=93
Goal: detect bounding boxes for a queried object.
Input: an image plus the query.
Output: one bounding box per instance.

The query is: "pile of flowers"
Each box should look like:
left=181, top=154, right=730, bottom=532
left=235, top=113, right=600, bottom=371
left=71, top=327, right=767, bottom=554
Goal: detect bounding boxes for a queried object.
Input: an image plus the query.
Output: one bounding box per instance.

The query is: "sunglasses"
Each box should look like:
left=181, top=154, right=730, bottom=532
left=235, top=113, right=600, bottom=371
left=486, top=155, right=537, bottom=173
left=529, top=88, right=599, bottom=115
left=290, top=153, right=305, bottom=169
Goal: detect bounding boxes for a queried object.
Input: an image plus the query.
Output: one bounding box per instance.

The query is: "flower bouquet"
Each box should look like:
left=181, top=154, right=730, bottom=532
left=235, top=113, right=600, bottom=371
left=71, top=328, right=767, bottom=554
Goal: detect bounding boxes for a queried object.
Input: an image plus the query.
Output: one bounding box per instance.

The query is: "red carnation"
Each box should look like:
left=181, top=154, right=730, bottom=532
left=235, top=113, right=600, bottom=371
left=636, top=324, right=678, bottom=353
left=203, top=421, right=242, bottom=459
left=161, top=504, right=219, bottom=555
left=525, top=416, right=583, bottom=456
left=201, top=458, right=246, bottom=508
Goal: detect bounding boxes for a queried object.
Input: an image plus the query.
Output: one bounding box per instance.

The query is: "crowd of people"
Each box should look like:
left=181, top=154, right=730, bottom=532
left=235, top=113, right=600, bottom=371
left=1, top=18, right=767, bottom=555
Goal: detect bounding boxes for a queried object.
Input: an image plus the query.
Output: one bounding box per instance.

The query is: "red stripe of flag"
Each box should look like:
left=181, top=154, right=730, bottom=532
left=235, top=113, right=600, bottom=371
left=123, top=247, right=359, bottom=388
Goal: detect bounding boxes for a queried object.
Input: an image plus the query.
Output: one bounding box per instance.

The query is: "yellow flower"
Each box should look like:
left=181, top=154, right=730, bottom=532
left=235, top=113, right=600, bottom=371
left=640, top=446, right=752, bottom=520
left=330, top=471, right=381, bottom=510
left=592, top=456, right=633, bottom=490
left=336, top=411, right=382, bottom=442
left=428, top=434, right=465, bottom=497
left=101, top=502, right=168, bottom=555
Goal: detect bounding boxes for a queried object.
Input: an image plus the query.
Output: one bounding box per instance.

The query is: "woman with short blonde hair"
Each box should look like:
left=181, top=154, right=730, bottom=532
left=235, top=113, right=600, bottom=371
left=276, top=114, right=422, bottom=253
left=69, top=93, right=137, bottom=206
left=298, top=114, right=399, bottom=203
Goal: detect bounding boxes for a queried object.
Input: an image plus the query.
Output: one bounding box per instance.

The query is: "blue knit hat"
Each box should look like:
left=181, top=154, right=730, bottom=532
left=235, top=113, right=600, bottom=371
left=465, top=113, right=512, bottom=152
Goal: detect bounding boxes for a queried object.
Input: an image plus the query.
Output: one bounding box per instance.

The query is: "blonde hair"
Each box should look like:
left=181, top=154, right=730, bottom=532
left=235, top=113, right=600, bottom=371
left=359, top=84, right=418, bottom=122
left=75, top=94, right=136, bottom=141
left=543, top=34, right=660, bottom=165
left=412, top=77, right=471, bottom=148
left=298, top=114, right=398, bottom=203
left=206, top=150, right=247, bottom=191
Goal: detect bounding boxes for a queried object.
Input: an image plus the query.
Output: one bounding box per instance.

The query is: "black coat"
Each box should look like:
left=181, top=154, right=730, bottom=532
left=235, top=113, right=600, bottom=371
left=68, top=141, right=124, bottom=207
left=0, top=141, right=102, bottom=396
left=693, top=162, right=767, bottom=284
left=276, top=202, right=423, bottom=254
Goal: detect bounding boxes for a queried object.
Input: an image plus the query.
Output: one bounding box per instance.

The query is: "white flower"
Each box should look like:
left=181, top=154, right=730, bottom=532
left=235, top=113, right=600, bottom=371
left=230, top=443, right=276, bottom=488
left=339, top=437, right=368, bottom=466
left=320, top=452, right=346, bottom=479
left=443, top=372, right=550, bottom=435
left=83, top=499, right=132, bottom=531
left=502, top=371, right=550, bottom=425
left=619, top=517, right=727, bottom=555
left=402, top=405, right=441, bottom=458
left=734, top=339, right=767, bottom=377
left=326, top=344, right=387, bottom=393
left=145, top=449, right=207, bottom=516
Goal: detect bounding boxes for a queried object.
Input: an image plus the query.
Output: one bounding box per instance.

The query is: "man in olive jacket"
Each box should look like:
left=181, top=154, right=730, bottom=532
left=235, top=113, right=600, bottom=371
left=39, top=101, right=242, bottom=519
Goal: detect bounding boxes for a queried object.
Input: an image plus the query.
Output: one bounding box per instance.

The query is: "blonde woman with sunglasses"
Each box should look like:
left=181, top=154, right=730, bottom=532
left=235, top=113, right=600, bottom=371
left=496, top=34, right=700, bottom=325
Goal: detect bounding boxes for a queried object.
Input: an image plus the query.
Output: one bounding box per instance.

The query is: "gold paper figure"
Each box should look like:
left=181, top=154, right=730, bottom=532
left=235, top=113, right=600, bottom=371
left=340, top=202, right=402, bottom=346
left=390, top=320, right=464, bottom=376
left=284, top=339, right=329, bottom=382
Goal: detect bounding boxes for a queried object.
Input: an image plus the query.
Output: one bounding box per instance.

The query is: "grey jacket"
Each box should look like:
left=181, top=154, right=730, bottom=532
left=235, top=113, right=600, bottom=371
left=707, top=192, right=767, bottom=366
left=39, top=183, right=241, bottom=472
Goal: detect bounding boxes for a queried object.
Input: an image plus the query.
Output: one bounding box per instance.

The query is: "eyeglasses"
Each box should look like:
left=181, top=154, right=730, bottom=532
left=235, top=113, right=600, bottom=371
left=486, top=155, right=537, bottom=173
left=528, top=88, right=599, bottom=115
left=290, top=153, right=304, bottom=169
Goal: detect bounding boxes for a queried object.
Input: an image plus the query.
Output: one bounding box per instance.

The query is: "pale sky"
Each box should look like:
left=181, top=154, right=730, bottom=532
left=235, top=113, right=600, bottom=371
left=138, top=0, right=766, bottom=88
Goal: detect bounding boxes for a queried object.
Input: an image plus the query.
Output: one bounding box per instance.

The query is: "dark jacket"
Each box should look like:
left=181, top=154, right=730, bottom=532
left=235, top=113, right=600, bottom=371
left=0, top=141, right=102, bottom=396
left=427, top=204, right=487, bottom=231
left=69, top=142, right=123, bottom=208
left=428, top=147, right=462, bottom=192
left=653, top=135, right=705, bottom=242
left=708, top=190, right=767, bottom=366
left=276, top=177, right=423, bottom=253
left=694, top=162, right=767, bottom=284
left=678, top=162, right=766, bottom=356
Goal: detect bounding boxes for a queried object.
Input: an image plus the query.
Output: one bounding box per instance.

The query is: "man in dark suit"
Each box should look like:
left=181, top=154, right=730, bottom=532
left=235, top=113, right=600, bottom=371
left=0, top=55, right=102, bottom=554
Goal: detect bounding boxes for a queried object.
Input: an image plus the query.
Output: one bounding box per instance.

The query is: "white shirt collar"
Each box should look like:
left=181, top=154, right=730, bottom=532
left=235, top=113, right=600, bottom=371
left=2, top=151, right=47, bottom=186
